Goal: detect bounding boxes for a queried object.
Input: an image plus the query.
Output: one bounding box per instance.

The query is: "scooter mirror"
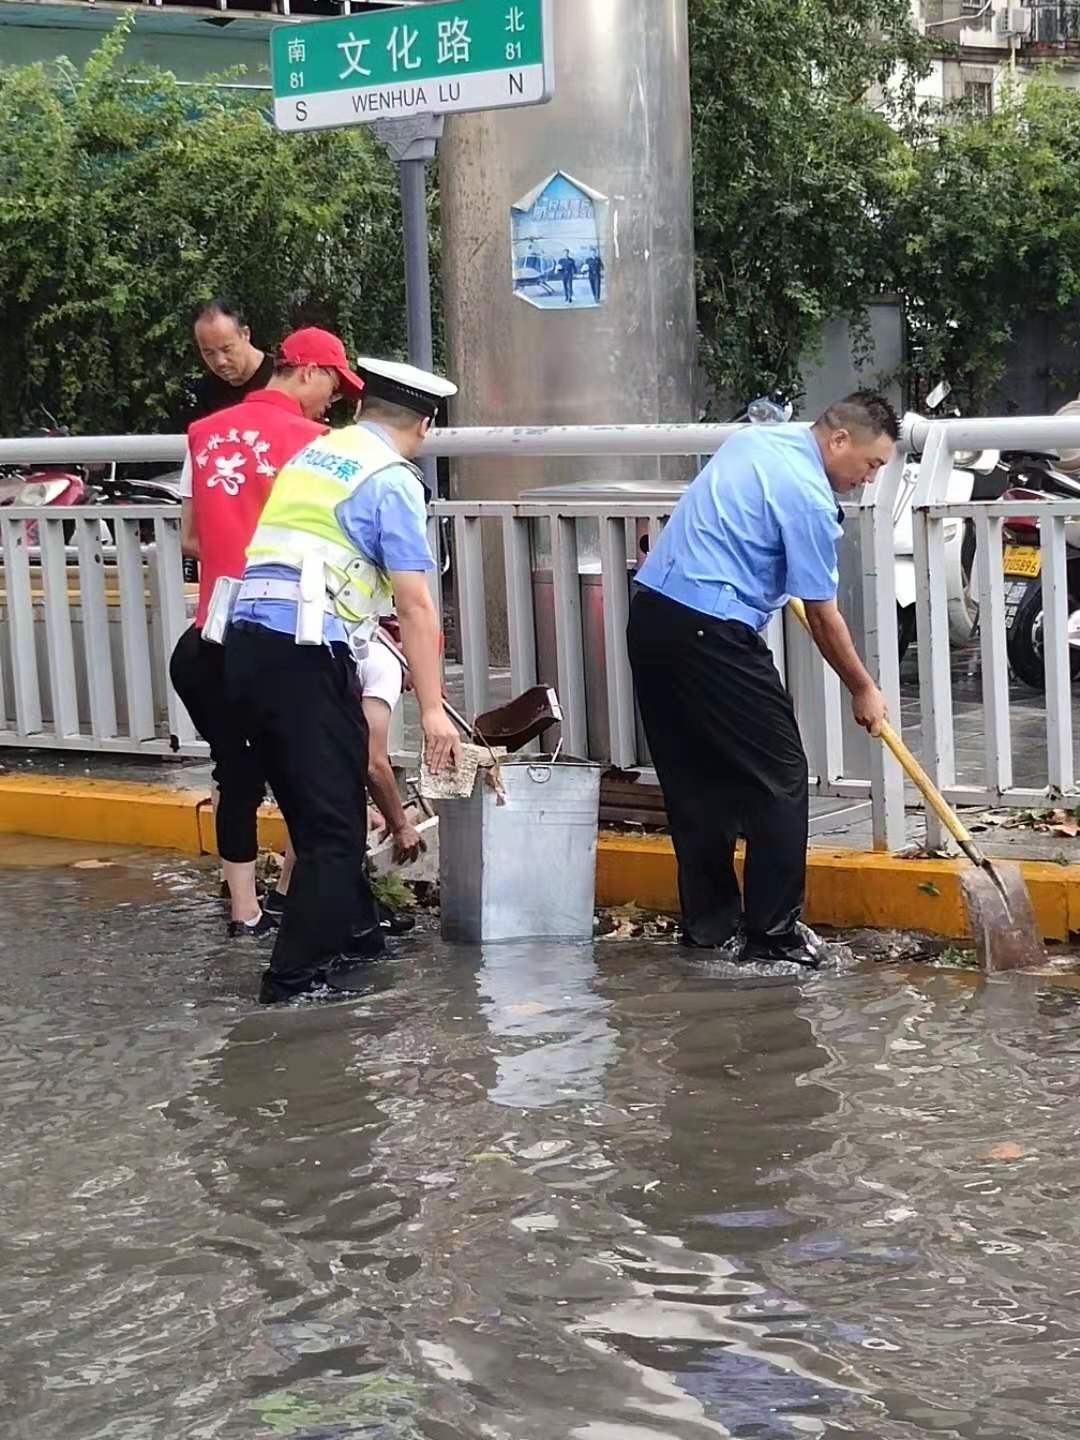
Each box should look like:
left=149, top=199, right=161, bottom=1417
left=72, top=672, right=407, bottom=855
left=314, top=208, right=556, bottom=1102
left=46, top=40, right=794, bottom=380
left=747, top=397, right=790, bottom=425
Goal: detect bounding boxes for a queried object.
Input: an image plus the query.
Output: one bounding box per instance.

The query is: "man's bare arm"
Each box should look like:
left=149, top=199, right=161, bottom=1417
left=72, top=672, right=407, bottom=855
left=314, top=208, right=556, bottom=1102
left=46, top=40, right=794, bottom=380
left=802, top=598, right=886, bottom=735
left=390, top=571, right=461, bottom=772
left=361, top=696, right=409, bottom=834
left=180, top=499, right=199, bottom=559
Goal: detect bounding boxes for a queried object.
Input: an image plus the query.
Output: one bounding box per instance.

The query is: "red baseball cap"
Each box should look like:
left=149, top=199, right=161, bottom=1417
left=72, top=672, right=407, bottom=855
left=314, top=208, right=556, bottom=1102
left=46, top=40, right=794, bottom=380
left=278, top=328, right=364, bottom=399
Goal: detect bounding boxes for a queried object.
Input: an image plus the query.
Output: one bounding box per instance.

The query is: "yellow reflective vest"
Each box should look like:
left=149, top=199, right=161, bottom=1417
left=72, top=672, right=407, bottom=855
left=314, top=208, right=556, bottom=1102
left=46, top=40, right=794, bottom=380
left=246, top=423, right=412, bottom=626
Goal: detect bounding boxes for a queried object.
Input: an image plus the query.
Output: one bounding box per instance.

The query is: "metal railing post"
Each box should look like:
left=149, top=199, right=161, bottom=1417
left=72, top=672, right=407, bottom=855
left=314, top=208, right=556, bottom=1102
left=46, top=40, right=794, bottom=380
left=912, top=425, right=958, bottom=850
left=860, top=438, right=907, bottom=849
left=974, top=508, right=1014, bottom=798
left=551, top=514, right=588, bottom=757
left=454, top=514, right=489, bottom=718
left=39, top=516, right=79, bottom=740
left=1, top=517, right=43, bottom=736
left=1042, top=513, right=1076, bottom=793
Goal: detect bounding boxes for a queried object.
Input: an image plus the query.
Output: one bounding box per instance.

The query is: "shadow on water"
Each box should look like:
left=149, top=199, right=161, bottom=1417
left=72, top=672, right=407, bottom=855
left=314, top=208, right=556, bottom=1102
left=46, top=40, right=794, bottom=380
left=4, top=851, right=1080, bottom=1437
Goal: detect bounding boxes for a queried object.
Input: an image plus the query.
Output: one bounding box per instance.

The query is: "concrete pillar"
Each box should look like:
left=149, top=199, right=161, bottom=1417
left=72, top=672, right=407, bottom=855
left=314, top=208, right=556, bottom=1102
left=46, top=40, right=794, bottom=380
left=439, top=0, right=697, bottom=653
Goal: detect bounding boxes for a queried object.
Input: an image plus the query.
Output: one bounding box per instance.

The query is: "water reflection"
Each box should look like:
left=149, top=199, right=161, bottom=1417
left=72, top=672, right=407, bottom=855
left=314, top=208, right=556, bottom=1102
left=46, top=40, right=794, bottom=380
left=475, top=941, right=618, bottom=1109
left=7, top=855, right=1080, bottom=1438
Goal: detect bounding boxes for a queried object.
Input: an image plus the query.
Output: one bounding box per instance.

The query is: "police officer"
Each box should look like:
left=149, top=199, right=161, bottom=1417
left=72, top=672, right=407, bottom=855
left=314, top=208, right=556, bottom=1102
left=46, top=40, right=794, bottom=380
left=225, top=358, right=461, bottom=1004
left=628, top=392, right=895, bottom=967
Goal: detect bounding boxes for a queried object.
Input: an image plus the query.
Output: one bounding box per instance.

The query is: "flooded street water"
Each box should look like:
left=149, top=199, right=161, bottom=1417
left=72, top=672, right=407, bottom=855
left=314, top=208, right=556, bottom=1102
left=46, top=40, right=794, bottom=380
left=4, top=849, right=1080, bottom=1439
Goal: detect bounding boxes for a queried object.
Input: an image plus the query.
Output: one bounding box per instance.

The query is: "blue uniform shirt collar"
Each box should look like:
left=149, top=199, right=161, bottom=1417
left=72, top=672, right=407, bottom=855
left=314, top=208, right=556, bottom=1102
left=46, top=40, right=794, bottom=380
left=358, top=420, right=430, bottom=501
left=793, top=425, right=844, bottom=526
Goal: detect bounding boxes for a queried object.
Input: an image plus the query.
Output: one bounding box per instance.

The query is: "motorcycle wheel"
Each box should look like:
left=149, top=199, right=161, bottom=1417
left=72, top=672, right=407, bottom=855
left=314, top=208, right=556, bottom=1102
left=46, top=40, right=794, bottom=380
left=1005, top=578, right=1080, bottom=690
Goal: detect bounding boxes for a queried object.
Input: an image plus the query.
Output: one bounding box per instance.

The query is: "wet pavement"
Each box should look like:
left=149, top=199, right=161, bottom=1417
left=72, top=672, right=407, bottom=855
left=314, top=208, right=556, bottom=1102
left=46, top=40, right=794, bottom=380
left=4, top=844, right=1080, bottom=1438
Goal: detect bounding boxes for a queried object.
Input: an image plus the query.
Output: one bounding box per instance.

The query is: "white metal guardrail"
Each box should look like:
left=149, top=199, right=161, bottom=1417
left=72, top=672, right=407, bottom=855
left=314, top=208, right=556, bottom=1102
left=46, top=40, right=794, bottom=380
left=904, top=413, right=1080, bottom=848
left=0, top=420, right=1078, bottom=853
left=0, top=506, right=201, bottom=755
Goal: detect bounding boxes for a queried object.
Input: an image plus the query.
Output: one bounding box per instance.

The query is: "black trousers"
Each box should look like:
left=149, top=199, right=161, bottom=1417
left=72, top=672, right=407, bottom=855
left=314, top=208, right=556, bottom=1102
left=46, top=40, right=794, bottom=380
left=169, top=626, right=265, bottom=864
left=627, top=587, right=809, bottom=948
left=225, top=624, right=376, bottom=998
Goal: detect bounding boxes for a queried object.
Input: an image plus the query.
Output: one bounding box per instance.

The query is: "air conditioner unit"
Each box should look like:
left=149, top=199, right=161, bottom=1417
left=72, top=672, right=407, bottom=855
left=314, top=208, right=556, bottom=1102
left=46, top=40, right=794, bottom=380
left=996, top=6, right=1032, bottom=36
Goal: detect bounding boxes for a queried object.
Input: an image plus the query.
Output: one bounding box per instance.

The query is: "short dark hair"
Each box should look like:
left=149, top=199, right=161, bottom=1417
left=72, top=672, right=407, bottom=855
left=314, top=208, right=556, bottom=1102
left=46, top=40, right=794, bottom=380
left=817, top=391, right=900, bottom=442
left=361, top=395, right=428, bottom=428
left=191, top=296, right=249, bottom=330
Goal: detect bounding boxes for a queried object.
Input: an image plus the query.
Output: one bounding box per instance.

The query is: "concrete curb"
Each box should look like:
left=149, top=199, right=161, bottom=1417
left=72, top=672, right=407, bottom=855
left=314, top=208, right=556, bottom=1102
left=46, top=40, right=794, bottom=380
left=2, top=775, right=1078, bottom=941
left=597, top=833, right=1080, bottom=942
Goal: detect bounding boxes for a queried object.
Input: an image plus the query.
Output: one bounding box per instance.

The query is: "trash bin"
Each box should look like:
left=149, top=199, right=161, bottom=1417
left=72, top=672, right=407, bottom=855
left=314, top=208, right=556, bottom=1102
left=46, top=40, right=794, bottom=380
left=439, top=756, right=601, bottom=943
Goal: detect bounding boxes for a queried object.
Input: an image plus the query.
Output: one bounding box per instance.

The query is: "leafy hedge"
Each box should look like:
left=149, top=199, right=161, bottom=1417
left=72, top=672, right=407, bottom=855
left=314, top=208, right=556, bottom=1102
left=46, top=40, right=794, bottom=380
left=4, top=13, right=1080, bottom=430
left=0, top=24, right=409, bottom=434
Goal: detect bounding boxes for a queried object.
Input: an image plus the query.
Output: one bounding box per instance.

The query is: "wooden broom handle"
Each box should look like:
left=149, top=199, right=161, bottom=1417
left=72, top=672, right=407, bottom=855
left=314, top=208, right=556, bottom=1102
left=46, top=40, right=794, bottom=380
left=786, top=598, right=985, bottom=867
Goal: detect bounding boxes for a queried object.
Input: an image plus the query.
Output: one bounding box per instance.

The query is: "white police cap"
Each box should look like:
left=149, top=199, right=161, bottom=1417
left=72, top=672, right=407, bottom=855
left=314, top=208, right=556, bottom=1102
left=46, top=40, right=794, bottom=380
left=355, top=357, right=457, bottom=419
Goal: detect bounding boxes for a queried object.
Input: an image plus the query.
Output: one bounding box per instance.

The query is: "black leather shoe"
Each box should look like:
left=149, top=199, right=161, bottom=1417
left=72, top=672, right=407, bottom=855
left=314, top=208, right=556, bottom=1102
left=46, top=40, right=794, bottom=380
left=737, top=923, right=826, bottom=970
left=339, top=926, right=388, bottom=963
left=679, top=925, right=742, bottom=951
left=263, top=889, right=287, bottom=918
left=258, top=970, right=329, bottom=1005
left=227, top=910, right=278, bottom=940
left=258, top=965, right=378, bottom=1004
left=378, top=903, right=416, bottom=936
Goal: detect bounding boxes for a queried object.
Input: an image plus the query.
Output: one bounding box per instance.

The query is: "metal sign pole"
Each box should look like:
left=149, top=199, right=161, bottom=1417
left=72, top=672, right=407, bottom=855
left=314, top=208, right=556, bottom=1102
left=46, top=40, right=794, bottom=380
left=374, top=114, right=445, bottom=497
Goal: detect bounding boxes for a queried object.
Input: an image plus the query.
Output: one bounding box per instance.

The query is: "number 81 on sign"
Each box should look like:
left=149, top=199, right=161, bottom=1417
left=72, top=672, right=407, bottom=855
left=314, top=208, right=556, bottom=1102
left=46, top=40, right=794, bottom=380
left=270, top=0, right=554, bottom=134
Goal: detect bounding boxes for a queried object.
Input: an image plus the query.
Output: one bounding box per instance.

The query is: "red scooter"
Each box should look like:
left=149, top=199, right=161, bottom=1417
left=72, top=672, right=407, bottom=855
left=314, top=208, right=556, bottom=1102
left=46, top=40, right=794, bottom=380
left=0, top=419, right=90, bottom=546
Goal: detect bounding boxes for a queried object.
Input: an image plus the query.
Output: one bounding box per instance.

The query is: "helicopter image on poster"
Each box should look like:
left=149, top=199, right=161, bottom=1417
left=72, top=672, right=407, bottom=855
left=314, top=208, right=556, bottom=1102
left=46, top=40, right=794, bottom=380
left=511, top=170, right=608, bottom=311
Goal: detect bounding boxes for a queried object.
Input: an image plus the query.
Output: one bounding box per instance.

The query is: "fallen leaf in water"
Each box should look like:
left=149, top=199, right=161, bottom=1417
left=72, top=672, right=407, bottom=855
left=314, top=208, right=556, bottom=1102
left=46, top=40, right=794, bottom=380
left=985, top=1142, right=1024, bottom=1162
left=596, top=904, right=679, bottom=941
left=72, top=860, right=114, bottom=870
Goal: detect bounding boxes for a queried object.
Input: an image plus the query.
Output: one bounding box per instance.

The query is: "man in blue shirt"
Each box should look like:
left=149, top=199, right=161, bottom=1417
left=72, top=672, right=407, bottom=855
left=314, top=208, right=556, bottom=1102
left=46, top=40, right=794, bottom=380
left=629, top=392, right=896, bottom=967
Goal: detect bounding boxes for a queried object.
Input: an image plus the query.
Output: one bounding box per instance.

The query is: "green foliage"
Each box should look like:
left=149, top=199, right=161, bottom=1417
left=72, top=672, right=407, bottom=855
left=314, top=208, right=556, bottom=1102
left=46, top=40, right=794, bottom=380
left=9, top=16, right=1080, bottom=427
left=688, top=0, right=929, bottom=408
left=0, top=22, right=407, bottom=434
left=891, top=79, right=1080, bottom=409
left=370, top=867, right=417, bottom=913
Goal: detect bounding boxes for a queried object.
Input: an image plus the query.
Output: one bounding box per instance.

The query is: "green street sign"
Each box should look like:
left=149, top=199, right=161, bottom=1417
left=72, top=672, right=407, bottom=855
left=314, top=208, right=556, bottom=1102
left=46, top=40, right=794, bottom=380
left=270, top=0, right=554, bottom=133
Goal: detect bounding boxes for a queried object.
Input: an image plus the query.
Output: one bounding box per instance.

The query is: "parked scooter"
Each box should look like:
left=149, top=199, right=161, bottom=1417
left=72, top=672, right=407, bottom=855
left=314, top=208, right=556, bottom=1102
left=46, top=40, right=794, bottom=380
left=0, top=416, right=94, bottom=546
left=893, top=381, right=1003, bottom=659
left=995, top=453, right=1080, bottom=689
left=0, top=414, right=183, bottom=549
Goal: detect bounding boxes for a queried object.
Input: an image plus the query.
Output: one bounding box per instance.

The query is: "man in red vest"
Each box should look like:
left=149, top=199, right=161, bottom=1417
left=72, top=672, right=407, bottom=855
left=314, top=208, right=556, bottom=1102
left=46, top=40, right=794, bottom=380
left=170, top=328, right=364, bottom=936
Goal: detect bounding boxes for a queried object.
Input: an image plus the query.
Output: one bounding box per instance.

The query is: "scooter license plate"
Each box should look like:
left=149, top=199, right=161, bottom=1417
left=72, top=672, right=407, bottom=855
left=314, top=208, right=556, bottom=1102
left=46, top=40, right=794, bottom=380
left=1002, top=545, right=1042, bottom=578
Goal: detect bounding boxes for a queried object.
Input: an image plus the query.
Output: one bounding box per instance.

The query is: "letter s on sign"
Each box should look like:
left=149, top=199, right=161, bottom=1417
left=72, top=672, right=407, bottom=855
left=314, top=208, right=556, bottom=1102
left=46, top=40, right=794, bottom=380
left=295, top=100, right=308, bottom=124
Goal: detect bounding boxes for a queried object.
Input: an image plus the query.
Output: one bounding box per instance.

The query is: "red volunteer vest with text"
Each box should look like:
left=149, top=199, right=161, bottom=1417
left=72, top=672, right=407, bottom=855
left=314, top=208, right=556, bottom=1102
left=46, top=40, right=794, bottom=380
left=187, top=389, right=325, bottom=627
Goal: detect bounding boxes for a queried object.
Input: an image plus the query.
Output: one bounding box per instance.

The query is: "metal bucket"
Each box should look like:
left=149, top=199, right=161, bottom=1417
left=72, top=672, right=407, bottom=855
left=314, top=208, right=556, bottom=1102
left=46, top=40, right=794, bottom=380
left=439, top=757, right=601, bottom=944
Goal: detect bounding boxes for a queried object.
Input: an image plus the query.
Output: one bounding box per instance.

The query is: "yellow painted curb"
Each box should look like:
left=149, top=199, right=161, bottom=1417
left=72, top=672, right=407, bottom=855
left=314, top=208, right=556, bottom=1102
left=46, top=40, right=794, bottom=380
left=1, top=775, right=1077, bottom=942
left=596, top=832, right=1080, bottom=943
left=0, top=775, right=204, bottom=854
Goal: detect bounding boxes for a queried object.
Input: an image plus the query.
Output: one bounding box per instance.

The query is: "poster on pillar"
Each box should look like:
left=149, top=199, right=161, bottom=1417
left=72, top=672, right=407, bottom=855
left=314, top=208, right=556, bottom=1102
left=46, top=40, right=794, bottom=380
left=511, top=171, right=608, bottom=311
